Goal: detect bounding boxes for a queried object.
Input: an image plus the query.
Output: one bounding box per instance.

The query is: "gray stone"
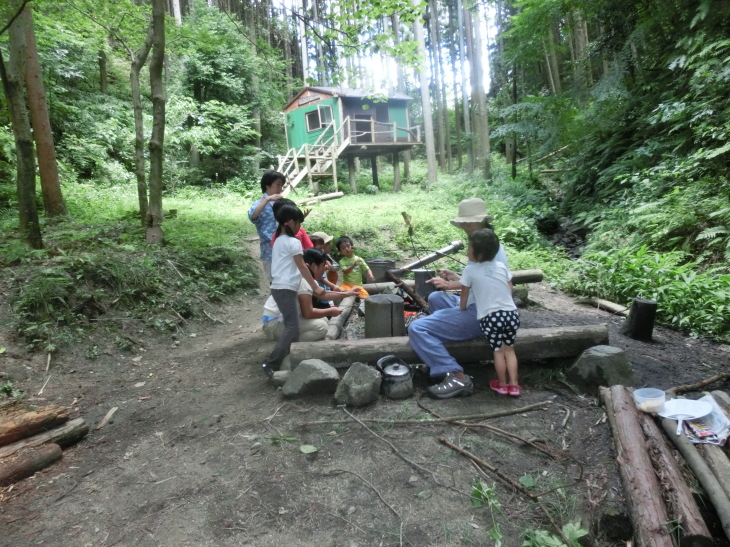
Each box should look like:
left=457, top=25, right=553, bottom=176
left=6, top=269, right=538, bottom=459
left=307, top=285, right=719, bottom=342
left=566, top=345, right=635, bottom=394
left=282, top=358, right=340, bottom=398
left=272, top=370, right=290, bottom=386
left=334, top=362, right=382, bottom=407
left=512, top=286, right=529, bottom=308
left=279, top=355, right=293, bottom=372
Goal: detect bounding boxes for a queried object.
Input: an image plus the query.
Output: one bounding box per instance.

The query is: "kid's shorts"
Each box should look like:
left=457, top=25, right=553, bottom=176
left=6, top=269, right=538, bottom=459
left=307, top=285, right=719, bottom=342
left=479, top=309, right=520, bottom=351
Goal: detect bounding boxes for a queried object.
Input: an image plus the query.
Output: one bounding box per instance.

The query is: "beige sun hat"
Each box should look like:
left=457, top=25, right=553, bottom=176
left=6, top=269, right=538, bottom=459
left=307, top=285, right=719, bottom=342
left=310, top=231, right=333, bottom=244
left=450, top=198, right=493, bottom=227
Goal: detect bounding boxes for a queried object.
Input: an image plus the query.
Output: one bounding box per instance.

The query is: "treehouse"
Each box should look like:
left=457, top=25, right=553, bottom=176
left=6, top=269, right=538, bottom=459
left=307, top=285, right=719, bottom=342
left=277, top=86, right=421, bottom=195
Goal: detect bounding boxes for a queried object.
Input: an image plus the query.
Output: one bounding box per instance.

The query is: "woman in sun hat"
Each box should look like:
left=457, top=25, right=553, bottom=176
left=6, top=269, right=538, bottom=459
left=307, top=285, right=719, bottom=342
left=408, top=197, right=509, bottom=399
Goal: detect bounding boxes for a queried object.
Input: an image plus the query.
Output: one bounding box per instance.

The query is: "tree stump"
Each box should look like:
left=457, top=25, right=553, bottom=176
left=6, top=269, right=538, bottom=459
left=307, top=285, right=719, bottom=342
left=364, top=294, right=405, bottom=338
left=620, top=298, right=657, bottom=340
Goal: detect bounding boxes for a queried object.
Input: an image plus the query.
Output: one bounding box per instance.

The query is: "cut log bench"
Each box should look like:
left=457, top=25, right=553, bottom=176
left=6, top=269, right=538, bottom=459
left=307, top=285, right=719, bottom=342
left=290, top=324, right=609, bottom=368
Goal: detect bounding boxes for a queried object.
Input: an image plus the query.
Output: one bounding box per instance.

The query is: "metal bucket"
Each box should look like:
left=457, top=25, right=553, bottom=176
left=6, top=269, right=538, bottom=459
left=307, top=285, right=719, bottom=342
left=366, top=259, right=396, bottom=283
left=413, top=269, right=436, bottom=299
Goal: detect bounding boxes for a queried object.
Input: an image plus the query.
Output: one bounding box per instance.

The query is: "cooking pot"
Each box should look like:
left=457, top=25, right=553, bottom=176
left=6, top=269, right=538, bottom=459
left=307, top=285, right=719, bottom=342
left=376, top=355, right=414, bottom=400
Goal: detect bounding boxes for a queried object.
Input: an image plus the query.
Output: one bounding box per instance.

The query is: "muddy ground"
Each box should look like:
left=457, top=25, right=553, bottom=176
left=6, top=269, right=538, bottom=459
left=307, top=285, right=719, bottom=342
left=1, top=239, right=730, bottom=546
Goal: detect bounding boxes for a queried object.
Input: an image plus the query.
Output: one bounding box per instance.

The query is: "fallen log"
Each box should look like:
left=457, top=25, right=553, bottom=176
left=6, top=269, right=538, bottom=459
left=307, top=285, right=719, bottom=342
left=575, top=297, right=629, bottom=316
left=326, top=295, right=356, bottom=341
left=362, top=269, right=544, bottom=294
left=600, top=386, right=674, bottom=547
left=638, top=411, right=713, bottom=546
left=0, top=417, right=88, bottom=459
left=290, top=324, right=608, bottom=368
left=0, top=404, right=69, bottom=447
left=698, top=444, right=730, bottom=501
left=661, top=417, right=730, bottom=541
left=295, top=191, right=344, bottom=205
left=0, top=443, right=62, bottom=486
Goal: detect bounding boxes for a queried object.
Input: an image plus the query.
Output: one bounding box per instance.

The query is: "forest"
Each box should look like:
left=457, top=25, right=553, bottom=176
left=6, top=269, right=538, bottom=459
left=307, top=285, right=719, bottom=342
left=1, top=0, right=730, bottom=346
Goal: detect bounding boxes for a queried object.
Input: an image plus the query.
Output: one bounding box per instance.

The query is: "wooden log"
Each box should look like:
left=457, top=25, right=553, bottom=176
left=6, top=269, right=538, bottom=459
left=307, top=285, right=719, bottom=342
left=0, top=404, right=69, bottom=447
left=575, top=297, right=629, bottom=316
left=638, top=412, right=713, bottom=546
left=295, top=191, right=344, bottom=205
left=362, top=269, right=544, bottom=294
left=364, top=294, right=405, bottom=338
left=290, top=324, right=609, bottom=368
left=600, top=386, right=674, bottom=547
left=325, top=295, right=355, bottom=340
left=698, top=444, right=730, bottom=501
left=0, top=443, right=62, bottom=486
left=0, top=417, right=89, bottom=459
left=620, top=298, right=658, bottom=340
left=661, top=417, right=730, bottom=541
left=385, top=270, right=429, bottom=313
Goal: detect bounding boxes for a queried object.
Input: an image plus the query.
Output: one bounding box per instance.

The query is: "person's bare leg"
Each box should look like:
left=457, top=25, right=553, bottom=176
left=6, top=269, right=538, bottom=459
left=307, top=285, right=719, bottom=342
left=493, top=349, right=508, bottom=386
left=503, top=346, right=519, bottom=386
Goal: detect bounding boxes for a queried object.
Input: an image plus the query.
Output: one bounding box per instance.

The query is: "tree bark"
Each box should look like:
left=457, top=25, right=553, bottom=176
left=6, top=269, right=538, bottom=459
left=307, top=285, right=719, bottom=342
left=145, top=0, right=166, bottom=244
left=290, top=324, right=609, bottom=368
left=470, top=3, right=490, bottom=179
left=457, top=0, right=473, bottom=172
left=428, top=0, right=446, bottom=172
left=20, top=4, right=67, bottom=218
left=639, top=411, right=713, bottom=546
left=600, top=386, right=674, bottom=547
left=0, top=405, right=69, bottom=447
left=0, top=443, right=62, bottom=487
left=2, top=6, right=43, bottom=249
left=620, top=298, right=657, bottom=341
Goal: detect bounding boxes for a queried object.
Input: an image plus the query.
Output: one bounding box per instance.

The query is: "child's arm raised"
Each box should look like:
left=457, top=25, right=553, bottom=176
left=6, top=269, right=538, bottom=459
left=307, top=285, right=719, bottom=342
left=459, top=285, right=470, bottom=310
left=294, top=255, right=326, bottom=298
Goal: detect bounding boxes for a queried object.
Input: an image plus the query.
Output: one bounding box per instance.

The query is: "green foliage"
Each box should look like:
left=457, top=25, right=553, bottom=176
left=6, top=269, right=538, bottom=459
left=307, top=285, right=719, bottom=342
left=561, top=245, right=730, bottom=339
left=2, top=186, right=258, bottom=351
left=0, top=380, right=24, bottom=399
left=470, top=479, right=503, bottom=546
left=522, top=522, right=588, bottom=547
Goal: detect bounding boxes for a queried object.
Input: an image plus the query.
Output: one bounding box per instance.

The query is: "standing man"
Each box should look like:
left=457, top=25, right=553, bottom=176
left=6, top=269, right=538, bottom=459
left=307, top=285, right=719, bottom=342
left=408, top=198, right=509, bottom=399
left=248, top=171, right=285, bottom=281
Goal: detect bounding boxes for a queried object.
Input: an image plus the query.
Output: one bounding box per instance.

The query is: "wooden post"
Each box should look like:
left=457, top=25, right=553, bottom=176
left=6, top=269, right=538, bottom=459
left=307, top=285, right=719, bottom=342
left=620, top=298, right=657, bottom=340
left=331, top=145, right=338, bottom=191
left=348, top=156, right=357, bottom=193
left=365, top=294, right=405, bottom=338
left=304, top=146, right=313, bottom=192
left=393, top=152, right=401, bottom=192
left=0, top=443, right=62, bottom=486
left=371, top=156, right=379, bottom=188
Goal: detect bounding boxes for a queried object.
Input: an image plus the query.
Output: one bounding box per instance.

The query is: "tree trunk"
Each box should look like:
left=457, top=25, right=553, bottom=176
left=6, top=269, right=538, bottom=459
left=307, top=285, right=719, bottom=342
left=171, top=0, right=182, bottom=25
left=462, top=2, right=475, bottom=173
left=130, top=24, right=154, bottom=225
left=428, top=0, right=446, bottom=172
left=20, top=5, right=66, bottom=218
left=99, top=49, right=108, bottom=93
left=412, top=0, right=437, bottom=188
left=471, top=3, right=490, bottom=179
left=391, top=12, right=411, bottom=179
left=145, top=0, right=166, bottom=244
left=1, top=12, right=43, bottom=249
left=290, top=324, right=609, bottom=368
left=620, top=298, right=657, bottom=341
left=446, top=0, right=462, bottom=170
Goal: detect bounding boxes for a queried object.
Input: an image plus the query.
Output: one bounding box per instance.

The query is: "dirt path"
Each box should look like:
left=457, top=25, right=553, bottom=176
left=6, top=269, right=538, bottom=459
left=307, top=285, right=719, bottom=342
left=1, top=242, right=730, bottom=546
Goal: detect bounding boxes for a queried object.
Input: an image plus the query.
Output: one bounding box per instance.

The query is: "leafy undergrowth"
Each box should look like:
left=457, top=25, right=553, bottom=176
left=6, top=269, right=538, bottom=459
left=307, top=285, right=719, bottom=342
left=1, top=185, right=258, bottom=353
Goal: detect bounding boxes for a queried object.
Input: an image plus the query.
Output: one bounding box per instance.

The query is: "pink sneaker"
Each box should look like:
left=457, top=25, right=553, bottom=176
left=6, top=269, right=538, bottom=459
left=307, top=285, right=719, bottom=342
left=507, top=385, right=521, bottom=397
left=489, top=379, right=508, bottom=395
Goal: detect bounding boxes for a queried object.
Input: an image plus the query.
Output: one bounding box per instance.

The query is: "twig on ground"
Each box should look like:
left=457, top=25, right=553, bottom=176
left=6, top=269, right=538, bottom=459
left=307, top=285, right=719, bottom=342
left=265, top=403, right=287, bottom=422
left=95, top=406, right=119, bottom=430
left=45, top=353, right=51, bottom=373
left=166, top=259, right=185, bottom=280
left=325, top=468, right=401, bottom=521
left=203, top=310, right=224, bottom=324
left=667, top=372, right=730, bottom=397
left=341, top=407, right=435, bottom=479
left=439, top=437, right=572, bottom=545
left=38, top=374, right=52, bottom=396
left=299, top=400, right=551, bottom=428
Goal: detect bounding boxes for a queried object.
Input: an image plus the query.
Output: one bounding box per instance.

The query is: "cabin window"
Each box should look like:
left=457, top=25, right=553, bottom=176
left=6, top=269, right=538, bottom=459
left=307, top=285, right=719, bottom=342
left=306, top=105, right=333, bottom=132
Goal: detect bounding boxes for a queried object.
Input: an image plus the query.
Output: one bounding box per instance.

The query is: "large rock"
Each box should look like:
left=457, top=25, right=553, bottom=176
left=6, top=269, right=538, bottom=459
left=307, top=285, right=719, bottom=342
left=334, top=362, right=382, bottom=407
left=567, top=345, right=635, bottom=394
left=282, top=358, right=340, bottom=398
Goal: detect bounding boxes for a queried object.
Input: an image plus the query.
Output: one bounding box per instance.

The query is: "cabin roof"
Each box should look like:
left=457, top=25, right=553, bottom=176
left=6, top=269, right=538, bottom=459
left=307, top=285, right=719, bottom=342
left=284, top=86, right=413, bottom=110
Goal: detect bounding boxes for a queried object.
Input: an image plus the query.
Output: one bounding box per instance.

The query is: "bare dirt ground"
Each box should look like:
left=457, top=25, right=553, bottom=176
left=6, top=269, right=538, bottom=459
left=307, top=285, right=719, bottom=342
left=2, top=239, right=730, bottom=546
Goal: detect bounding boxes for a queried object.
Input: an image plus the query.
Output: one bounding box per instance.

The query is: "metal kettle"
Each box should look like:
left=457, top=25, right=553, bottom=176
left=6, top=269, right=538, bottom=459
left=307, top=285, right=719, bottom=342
left=376, top=355, right=414, bottom=400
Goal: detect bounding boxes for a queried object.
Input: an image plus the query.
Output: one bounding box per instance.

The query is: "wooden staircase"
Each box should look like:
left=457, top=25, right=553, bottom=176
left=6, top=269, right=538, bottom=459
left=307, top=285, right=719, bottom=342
left=277, top=118, right=351, bottom=196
